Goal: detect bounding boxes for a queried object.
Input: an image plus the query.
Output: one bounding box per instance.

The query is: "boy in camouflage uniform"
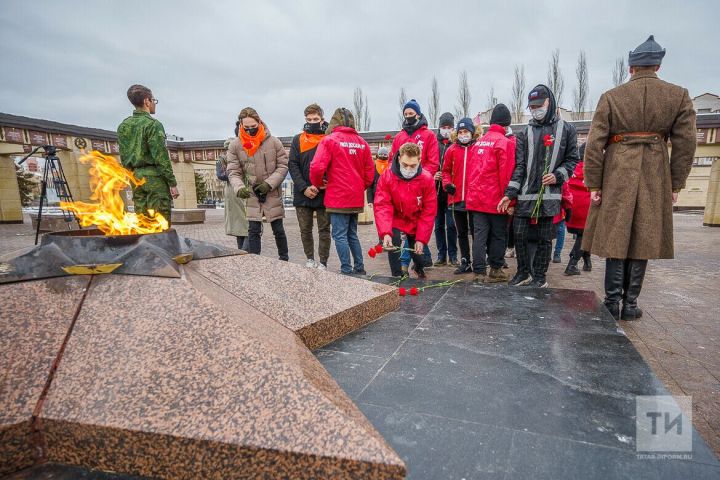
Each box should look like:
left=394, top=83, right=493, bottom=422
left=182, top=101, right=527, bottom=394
left=117, top=84, right=178, bottom=225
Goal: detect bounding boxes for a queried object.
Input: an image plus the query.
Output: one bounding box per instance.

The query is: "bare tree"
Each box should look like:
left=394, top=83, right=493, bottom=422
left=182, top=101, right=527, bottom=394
left=363, top=99, right=371, bottom=132
left=427, top=77, right=440, bottom=128
left=510, top=65, right=526, bottom=124
left=612, top=57, right=628, bottom=87
left=353, top=87, right=366, bottom=131
left=546, top=49, right=565, bottom=107
left=454, top=70, right=472, bottom=119
left=485, top=86, right=498, bottom=111
left=398, top=87, right=407, bottom=127
left=572, top=51, right=589, bottom=120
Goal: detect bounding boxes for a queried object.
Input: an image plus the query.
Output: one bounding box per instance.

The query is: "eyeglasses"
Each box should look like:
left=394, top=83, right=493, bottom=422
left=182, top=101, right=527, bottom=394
left=150, top=98, right=159, bottom=105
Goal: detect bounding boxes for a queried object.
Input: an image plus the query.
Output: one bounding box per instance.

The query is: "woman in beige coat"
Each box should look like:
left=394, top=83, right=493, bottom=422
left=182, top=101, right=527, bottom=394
left=226, top=107, right=289, bottom=260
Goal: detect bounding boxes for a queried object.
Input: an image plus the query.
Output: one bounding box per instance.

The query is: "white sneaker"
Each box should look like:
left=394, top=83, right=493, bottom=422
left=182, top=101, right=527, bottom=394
left=316, top=263, right=327, bottom=271
left=305, top=259, right=317, bottom=268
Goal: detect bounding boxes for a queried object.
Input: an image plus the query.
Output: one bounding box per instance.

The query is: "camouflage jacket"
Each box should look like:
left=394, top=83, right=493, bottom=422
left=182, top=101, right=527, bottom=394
left=117, top=110, right=177, bottom=187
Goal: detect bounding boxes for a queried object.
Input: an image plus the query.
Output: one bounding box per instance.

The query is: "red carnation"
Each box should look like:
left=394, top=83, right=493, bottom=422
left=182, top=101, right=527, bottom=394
left=384, top=134, right=392, bottom=140
left=543, top=135, right=554, bottom=147
left=368, top=248, right=377, bottom=258
left=409, top=287, right=419, bottom=296
left=243, top=141, right=253, bottom=149
left=398, top=287, right=407, bottom=296
left=374, top=244, right=383, bottom=254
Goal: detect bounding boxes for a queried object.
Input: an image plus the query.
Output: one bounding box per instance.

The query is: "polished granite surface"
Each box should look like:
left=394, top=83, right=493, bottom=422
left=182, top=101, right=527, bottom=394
left=317, top=279, right=720, bottom=480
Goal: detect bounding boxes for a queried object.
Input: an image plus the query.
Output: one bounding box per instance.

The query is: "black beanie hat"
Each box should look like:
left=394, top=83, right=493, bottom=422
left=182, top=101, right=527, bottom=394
left=439, top=112, right=455, bottom=127
left=490, top=104, right=512, bottom=127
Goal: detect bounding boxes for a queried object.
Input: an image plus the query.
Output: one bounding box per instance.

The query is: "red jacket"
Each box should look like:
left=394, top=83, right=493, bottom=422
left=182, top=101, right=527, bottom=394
left=373, top=156, right=438, bottom=245
left=310, top=126, right=374, bottom=209
left=565, top=161, right=590, bottom=231
left=389, top=119, right=440, bottom=176
left=553, top=182, right=574, bottom=224
left=441, top=141, right=476, bottom=205
left=466, top=125, right=517, bottom=214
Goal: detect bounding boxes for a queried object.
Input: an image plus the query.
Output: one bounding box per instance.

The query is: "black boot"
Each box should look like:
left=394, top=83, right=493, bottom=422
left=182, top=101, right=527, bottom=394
left=564, top=255, right=581, bottom=276
left=582, top=252, right=592, bottom=271
left=603, top=258, right=624, bottom=320
left=621, top=259, right=647, bottom=320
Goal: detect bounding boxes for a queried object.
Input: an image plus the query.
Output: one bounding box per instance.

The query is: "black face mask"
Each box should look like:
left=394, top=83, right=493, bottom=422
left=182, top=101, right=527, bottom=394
left=303, top=121, right=328, bottom=134
left=403, top=116, right=418, bottom=127
left=244, top=126, right=259, bottom=136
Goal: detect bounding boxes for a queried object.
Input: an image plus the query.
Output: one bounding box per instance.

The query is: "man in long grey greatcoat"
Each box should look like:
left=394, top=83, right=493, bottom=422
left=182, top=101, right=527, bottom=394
left=582, top=35, right=696, bottom=320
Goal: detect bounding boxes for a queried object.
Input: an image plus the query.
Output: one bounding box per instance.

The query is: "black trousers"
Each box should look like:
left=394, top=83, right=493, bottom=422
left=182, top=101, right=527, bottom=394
left=507, top=216, right=515, bottom=248
left=387, top=228, right=424, bottom=277
left=514, top=216, right=557, bottom=280
left=471, top=212, right=508, bottom=272
left=570, top=232, right=587, bottom=260
left=453, top=209, right=474, bottom=262
left=247, top=219, right=289, bottom=261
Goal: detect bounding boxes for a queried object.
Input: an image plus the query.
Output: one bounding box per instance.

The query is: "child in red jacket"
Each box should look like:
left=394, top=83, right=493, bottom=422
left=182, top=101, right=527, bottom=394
left=441, top=117, right=479, bottom=274
left=564, top=143, right=592, bottom=275
left=373, top=143, right=438, bottom=278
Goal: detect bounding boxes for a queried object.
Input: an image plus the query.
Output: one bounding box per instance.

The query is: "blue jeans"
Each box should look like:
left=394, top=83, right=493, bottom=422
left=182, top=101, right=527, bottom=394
left=330, top=213, right=364, bottom=274
left=400, top=239, right=431, bottom=267
left=554, top=220, right=566, bottom=257
left=434, top=206, right=458, bottom=261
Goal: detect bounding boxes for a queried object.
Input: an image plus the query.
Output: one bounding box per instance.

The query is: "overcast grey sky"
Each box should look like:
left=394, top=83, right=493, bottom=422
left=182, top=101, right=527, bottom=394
left=1, top=0, right=718, bottom=140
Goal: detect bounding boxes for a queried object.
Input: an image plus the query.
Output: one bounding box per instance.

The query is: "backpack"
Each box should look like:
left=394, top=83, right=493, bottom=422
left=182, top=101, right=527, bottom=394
left=216, top=155, right=229, bottom=181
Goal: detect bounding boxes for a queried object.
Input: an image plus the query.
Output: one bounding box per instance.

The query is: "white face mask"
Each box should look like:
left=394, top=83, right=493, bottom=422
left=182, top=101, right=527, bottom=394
left=400, top=165, right=419, bottom=179
left=531, top=107, right=547, bottom=121
left=440, top=128, right=452, bottom=139
left=458, top=134, right=472, bottom=144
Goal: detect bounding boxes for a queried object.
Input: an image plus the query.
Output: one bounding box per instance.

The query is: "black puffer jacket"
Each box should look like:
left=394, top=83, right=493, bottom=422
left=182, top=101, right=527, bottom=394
left=288, top=133, right=325, bottom=208
left=505, top=84, right=579, bottom=218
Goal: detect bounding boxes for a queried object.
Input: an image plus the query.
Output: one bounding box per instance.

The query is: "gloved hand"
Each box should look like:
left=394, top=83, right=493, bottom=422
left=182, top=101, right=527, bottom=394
left=237, top=186, right=252, bottom=199
left=255, top=181, right=272, bottom=195
left=565, top=208, right=572, bottom=223
left=445, top=183, right=457, bottom=195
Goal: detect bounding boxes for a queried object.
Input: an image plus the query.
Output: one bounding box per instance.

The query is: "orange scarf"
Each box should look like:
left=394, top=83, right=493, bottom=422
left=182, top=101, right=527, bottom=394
left=375, top=158, right=389, bottom=175
left=299, top=132, right=324, bottom=153
left=238, top=123, right=267, bottom=157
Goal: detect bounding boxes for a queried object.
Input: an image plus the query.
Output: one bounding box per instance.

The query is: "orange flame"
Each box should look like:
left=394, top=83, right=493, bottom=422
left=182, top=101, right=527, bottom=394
left=60, top=151, right=169, bottom=235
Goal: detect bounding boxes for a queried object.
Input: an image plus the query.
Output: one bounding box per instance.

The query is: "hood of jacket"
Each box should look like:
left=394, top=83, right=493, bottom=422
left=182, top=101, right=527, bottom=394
left=390, top=151, right=423, bottom=181
left=528, top=84, right=558, bottom=126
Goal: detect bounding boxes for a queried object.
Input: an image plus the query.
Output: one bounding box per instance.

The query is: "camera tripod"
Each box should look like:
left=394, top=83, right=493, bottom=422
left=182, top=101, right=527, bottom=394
left=18, top=145, right=79, bottom=245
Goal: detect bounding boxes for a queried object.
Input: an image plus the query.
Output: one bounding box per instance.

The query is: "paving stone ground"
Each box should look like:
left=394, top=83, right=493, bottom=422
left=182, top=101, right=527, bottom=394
left=1, top=208, right=718, bottom=456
